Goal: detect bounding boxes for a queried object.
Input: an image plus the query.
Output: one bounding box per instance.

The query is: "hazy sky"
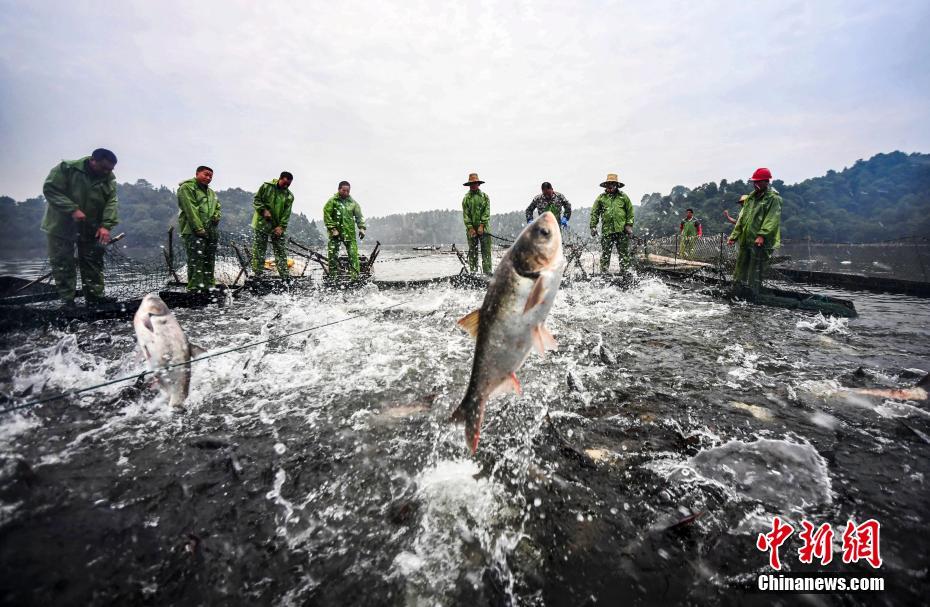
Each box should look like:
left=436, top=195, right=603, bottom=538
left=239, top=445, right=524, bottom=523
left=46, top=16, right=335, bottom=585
left=1, top=0, right=928, bottom=221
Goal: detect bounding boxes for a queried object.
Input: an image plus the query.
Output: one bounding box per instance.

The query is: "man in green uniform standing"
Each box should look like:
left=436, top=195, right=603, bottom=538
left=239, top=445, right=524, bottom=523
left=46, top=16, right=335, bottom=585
left=177, top=166, right=221, bottom=293
left=728, top=168, right=783, bottom=297
left=41, top=148, right=120, bottom=307
left=462, top=173, right=492, bottom=275
left=323, top=181, right=366, bottom=280
left=251, top=171, right=294, bottom=279
left=678, top=208, right=702, bottom=259
left=590, top=173, right=634, bottom=273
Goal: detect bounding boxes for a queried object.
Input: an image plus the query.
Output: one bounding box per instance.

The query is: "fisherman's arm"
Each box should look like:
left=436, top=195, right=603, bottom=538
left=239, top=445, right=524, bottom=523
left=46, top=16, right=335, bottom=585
left=561, top=194, right=572, bottom=221
left=525, top=199, right=535, bottom=223
left=177, top=184, right=206, bottom=233
left=353, top=202, right=366, bottom=239
left=101, top=179, right=119, bottom=229
left=42, top=163, right=81, bottom=214
left=624, top=194, right=634, bottom=234
left=279, top=195, right=292, bottom=230
left=213, top=193, right=221, bottom=224
left=755, top=195, right=782, bottom=246
left=728, top=206, right=745, bottom=244
left=254, top=184, right=272, bottom=221
left=479, top=193, right=490, bottom=230
left=323, top=200, right=338, bottom=233
left=462, top=197, right=475, bottom=230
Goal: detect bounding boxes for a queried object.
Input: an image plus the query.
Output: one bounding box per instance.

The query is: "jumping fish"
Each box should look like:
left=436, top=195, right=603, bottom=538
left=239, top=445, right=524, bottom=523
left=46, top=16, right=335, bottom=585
left=133, top=293, right=202, bottom=407
left=452, top=211, right=567, bottom=453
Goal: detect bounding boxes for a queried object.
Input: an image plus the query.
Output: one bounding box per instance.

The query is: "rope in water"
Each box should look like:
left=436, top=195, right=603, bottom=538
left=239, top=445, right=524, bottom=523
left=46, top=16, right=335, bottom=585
left=0, top=299, right=413, bottom=415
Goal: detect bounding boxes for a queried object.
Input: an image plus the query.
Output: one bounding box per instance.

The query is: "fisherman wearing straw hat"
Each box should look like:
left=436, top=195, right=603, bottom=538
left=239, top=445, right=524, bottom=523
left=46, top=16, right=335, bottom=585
left=461, top=173, right=492, bottom=275
left=590, top=173, right=635, bottom=273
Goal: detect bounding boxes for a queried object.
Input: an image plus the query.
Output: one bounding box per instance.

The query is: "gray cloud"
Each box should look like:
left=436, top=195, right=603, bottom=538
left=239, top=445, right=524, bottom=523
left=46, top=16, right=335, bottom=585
left=0, top=0, right=927, bottom=221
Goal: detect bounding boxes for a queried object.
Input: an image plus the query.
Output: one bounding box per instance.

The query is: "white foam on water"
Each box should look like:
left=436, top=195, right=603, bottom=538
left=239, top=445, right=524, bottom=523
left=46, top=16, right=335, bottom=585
left=796, top=313, right=849, bottom=335
left=391, top=458, right=516, bottom=603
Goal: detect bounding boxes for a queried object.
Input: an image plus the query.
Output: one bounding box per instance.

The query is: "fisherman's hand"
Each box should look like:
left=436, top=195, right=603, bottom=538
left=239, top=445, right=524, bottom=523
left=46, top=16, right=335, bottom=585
left=196, top=229, right=208, bottom=238
left=727, top=239, right=735, bottom=246
left=754, top=236, right=765, bottom=247
left=212, top=217, right=220, bottom=225
left=590, top=228, right=598, bottom=238
left=624, top=225, right=633, bottom=236
left=723, top=211, right=732, bottom=219
left=71, top=209, right=87, bottom=221
left=560, top=217, right=568, bottom=227
left=331, top=228, right=339, bottom=237
left=273, top=226, right=284, bottom=237
left=95, top=227, right=111, bottom=245
left=358, top=229, right=365, bottom=240
left=468, top=228, right=477, bottom=238
left=477, top=225, right=485, bottom=236
left=263, top=210, right=272, bottom=220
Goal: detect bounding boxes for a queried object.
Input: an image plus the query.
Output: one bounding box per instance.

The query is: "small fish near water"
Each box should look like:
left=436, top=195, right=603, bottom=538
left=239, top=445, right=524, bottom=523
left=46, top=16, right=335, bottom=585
left=133, top=293, right=203, bottom=407
left=453, top=212, right=567, bottom=453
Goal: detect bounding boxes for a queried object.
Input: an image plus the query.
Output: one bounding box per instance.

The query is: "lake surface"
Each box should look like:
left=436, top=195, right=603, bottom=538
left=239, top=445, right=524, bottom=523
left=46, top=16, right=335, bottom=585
left=0, top=247, right=928, bottom=605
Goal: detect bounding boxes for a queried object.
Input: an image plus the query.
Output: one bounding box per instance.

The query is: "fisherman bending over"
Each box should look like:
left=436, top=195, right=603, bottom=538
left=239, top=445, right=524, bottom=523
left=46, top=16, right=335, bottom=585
left=590, top=173, right=634, bottom=273
left=679, top=208, right=702, bottom=259
left=177, top=166, right=221, bottom=293
left=728, top=168, right=782, bottom=298
left=251, top=171, right=294, bottom=279
left=41, top=148, right=120, bottom=308
left=526, top=182, right=571, bottom=230
left=323, top=181, right=366, bottom=280
left=462, top=172, right=492, bottom=275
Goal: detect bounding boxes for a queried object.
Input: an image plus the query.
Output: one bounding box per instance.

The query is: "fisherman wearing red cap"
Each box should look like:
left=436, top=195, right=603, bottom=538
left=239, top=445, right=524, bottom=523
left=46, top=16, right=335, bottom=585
left=727, top=168, right=782, bottom=297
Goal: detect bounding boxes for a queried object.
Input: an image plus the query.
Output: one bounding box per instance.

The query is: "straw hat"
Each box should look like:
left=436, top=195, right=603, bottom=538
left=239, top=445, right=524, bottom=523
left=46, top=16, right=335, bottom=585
left=463, top=173, right=485, bottom=186
left=600, top=173, right=625, bottom=188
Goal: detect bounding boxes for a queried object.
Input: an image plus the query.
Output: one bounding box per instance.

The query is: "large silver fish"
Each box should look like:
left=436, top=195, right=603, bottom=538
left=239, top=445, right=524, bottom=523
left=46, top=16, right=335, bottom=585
left=133, top=293, right=201, bottom=407
left=453, top=211, right=567, bottom=453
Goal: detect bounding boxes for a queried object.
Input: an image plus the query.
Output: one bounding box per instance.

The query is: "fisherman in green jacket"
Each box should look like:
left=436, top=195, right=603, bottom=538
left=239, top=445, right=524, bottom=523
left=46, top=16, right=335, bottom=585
left=177, top=166, right=221, bottom=293
left=728, top=167, right=783, bottom=297
left=462, top=173, right=492, bottom=275
left=590, top=173, right=635, bottom=272
left=323, top=181, right=366, bottom=279
left=251, top=171, right=294, bottom=279
left=41, top=148, right=120, bottom=307
left=679, top=208, right=702, bottom=259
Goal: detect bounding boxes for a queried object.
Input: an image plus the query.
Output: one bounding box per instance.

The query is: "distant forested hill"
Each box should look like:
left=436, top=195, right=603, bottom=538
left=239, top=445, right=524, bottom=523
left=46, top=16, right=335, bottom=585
left=635, top=151, right=930, bottom=241
left=0, top=180, right=324, bottom=257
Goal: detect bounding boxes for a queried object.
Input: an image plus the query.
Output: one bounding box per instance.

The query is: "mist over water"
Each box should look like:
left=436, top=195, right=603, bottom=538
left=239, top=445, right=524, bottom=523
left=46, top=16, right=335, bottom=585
left=1, top=252, right=929, bottom=605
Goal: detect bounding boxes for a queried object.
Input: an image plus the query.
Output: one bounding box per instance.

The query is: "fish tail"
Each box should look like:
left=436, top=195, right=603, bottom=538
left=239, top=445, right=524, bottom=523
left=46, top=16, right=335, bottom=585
left=451, top=390, right=486, bottom=454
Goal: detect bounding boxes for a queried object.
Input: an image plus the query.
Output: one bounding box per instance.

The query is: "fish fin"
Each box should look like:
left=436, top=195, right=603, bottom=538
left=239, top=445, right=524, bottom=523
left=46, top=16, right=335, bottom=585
left=456, top=309, right=481, bottom=338
left=490, top=374, right=521, bottom=397
left=532, top=324, right=558, bottom=356
left=190, top=343, right=206, bottom=358
left=451, top=393, right=486, bottom=454
left=523, top=276, right=547, bottom=314
left=141, top=345, right=150, bottom=361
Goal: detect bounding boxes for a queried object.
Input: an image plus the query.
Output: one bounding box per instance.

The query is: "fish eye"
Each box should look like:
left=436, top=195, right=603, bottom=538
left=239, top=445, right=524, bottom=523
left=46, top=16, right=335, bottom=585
left=539, top=227, right=551, bottom=237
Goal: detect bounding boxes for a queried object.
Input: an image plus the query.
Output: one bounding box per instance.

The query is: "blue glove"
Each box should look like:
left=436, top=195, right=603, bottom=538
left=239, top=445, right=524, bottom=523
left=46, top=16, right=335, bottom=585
left=527, top=219, right=533, bottom=225
left=560, top=217, right=568, bottom=227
